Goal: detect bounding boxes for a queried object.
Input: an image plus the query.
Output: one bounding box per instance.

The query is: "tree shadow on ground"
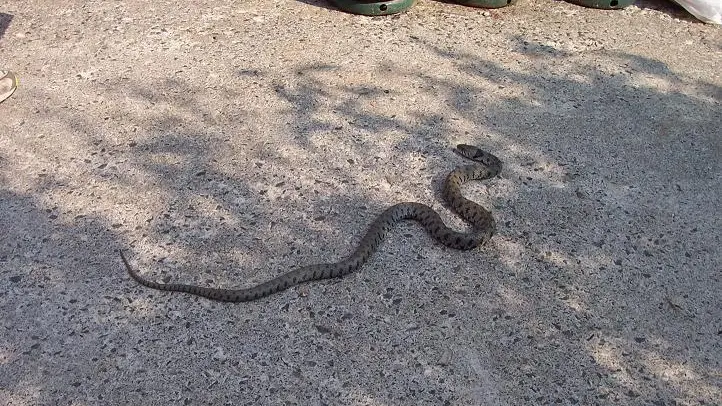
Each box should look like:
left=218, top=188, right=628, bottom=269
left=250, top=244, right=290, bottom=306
left=1, top=15, right=720, bottom=405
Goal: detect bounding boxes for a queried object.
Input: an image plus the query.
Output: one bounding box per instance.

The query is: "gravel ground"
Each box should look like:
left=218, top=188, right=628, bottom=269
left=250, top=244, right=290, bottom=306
left=1, top=0, right=720, bottom=405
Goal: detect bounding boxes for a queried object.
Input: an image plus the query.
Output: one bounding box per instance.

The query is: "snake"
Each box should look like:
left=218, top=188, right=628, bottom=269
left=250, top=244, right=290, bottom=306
left=119, top=144, right=501, bottom=302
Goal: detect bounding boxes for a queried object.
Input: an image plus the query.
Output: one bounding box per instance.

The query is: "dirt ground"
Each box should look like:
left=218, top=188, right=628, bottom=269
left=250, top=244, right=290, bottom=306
left=0, top=0, right=720, bottom=405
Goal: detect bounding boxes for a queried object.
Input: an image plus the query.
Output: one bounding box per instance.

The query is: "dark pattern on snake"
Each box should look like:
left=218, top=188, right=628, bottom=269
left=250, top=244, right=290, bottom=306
left=119, top=144, right=501, bottom=302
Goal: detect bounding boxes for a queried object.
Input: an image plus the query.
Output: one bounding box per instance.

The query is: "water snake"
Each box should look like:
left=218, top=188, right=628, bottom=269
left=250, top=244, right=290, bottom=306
left=119, top=144, right=501, bottom=302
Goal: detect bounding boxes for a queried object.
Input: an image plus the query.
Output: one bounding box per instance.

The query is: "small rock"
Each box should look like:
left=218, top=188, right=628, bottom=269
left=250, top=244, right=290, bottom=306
left=315, top=325, right=332, bottom=334
left=212, top=347, right=227, bottom=361
left=438, top=349, right=452, bottom=366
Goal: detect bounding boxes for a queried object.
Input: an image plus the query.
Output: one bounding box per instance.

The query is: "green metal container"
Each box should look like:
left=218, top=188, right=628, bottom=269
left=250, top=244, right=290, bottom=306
left=455, top=0, right=518, bottom=8
left=333, top=0, right=417, bottom=15
left=566, top=0, right=634, bottom=9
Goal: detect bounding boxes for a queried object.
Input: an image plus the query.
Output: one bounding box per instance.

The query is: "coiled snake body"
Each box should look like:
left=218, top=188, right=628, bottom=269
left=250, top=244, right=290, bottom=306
left=119, top=145, right=501, bottom=302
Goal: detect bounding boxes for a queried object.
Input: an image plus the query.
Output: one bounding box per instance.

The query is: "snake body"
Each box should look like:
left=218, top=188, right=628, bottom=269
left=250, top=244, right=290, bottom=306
left=119, top=144, right=501, bottom=302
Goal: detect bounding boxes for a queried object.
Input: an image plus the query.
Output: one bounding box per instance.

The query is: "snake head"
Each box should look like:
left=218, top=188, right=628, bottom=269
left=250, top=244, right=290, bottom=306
left=456, top=144, right=502, bottom=173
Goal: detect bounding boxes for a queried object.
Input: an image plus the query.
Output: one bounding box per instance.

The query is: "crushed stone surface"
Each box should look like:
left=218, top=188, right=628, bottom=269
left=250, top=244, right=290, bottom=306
left=0, top=0, right=720, bottom=404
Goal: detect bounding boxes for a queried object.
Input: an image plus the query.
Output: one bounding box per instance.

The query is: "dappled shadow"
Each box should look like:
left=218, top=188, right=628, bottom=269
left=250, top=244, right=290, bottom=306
left=0, top=184, right=150, bottom=402
left=1, top=3, right=720, bottom=404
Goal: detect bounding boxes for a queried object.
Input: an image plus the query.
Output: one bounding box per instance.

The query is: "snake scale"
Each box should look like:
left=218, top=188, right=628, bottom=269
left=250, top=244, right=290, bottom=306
left=119, top=144, right=501, bottom=302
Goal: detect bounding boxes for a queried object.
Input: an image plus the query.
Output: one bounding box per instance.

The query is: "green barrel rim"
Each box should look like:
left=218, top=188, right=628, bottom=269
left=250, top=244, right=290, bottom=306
left=454, top=0, right=518, bottom=8
left=566, top=0, right=634, bottom=9
left=332, top=0, right=417, bottom=15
